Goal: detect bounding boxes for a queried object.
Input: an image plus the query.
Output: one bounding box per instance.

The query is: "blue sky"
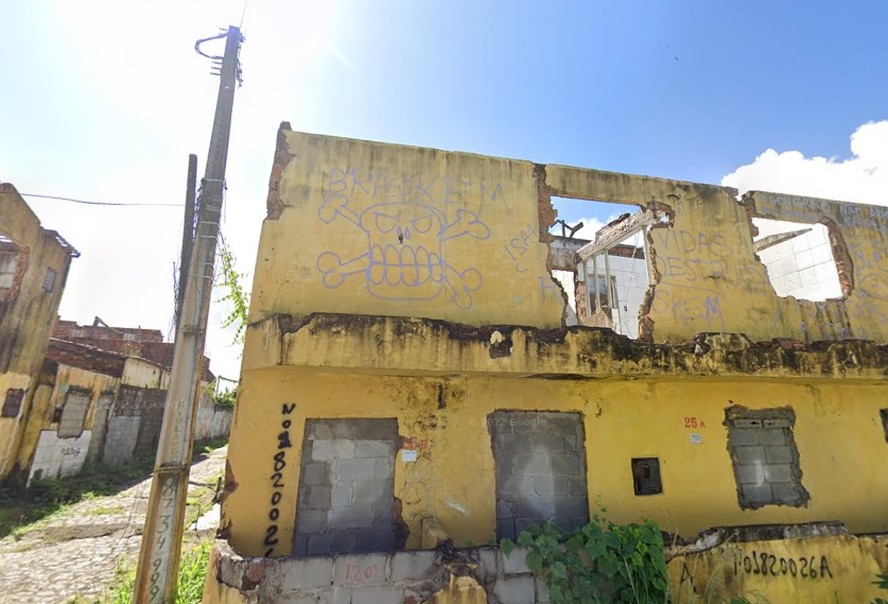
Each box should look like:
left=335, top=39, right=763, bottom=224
left=1, top=1, right=886, bottom=380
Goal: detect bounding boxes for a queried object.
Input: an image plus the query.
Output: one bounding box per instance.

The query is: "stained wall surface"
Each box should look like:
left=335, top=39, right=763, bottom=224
left=218, top=129, right=888, bottom=603
left=0, top=184, right=76, bottom=480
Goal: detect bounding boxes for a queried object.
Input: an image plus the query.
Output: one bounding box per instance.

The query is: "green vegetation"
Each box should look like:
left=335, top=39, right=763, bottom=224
left=0, top=450, right=156, bottom=539
left=217, top=234, right=250, bottom=348
left=101, top=538, right=213, bottom=604
left=0, top=440, right=226, bottom=539
left=500, top=517, right=669, bottom=604
left=873, top=572, right=888, bottom=604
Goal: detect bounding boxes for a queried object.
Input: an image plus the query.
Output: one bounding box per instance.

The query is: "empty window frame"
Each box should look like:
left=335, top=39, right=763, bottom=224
left=488, top=410, right=589, bottom=540
left=752, top=218, right=843, bottom=301
left=725, top=408, right=809, bottom=510
left=58, top=389, right=91, bottom=438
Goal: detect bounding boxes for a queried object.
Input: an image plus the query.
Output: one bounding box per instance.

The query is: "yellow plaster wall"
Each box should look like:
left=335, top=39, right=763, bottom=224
left=668, top=533, right=888, bottom=603
left=248, top=131, right=888, bottom=345
left=250, top=130, right=564, bottom=329
left=222, top=369, right=888, bottom=558
left=0, top=184, right=75, bottom=480
left=545, top=165, right=888, bottom=344
left=0, top=372, right=31, bottom=477
left=12, top=363, right=119, bottom=476
left=121, top=358, right=167, bottom=389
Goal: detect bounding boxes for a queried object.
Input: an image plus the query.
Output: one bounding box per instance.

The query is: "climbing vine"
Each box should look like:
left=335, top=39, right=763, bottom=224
left=216, top=234, right=250, bottom=348
left=500, top=518, right=670, bottom=604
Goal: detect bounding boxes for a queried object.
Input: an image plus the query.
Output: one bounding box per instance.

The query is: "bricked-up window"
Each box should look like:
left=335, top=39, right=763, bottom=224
left=58, top=389, right=90, bottom=438
left=488, top=411, right=589, bottom=540
left=2, top=388, right=24, bottom=418
left=293, top=418, right=400, bottom=557
left=725, top=406, right=810, bottom=510
left=42, top=268, right=57, bottom=293
left=631, top=457, right=662, bottom=496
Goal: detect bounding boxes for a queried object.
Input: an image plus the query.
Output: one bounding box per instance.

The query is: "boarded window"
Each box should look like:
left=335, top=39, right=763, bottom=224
left=293, top=418, right=399, bottom=557
left=58, top=389, right=91, bottom=438
left=42, top=268, right=57, bottom=293
left=725, top=406, right=809, bottom=509
left=2, top=388, right=24, bottom=418
left=488, top=411, right=589, bottom=540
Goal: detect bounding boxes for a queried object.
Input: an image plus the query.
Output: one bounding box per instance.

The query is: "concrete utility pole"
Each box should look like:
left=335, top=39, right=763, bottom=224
left=175, top=154, right=198, bottom=331
left=134, top=25, right=243, bottom=604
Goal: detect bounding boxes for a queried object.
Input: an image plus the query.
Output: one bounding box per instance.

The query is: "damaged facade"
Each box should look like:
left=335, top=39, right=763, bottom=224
left=5, top=319, right=233, bottom=485
left=208, top=127, right=888, bottom=603
left=0, top=183, right=78, bottom=482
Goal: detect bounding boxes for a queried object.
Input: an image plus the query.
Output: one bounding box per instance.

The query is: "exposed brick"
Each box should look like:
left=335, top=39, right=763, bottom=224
left=735, top=464, right=764, bottom=485
left=279, top=557, right=335, bottom=590
left=763, top=464, right=793, bottom=483
left=303, top=462, right=330, bottom=486
left=733, top=446, right=766, bottom=465
left=390, top=550, right=437, bottom=582
left=501, top=547, right=531, bottom=575
left=492, top=575, right=536, bottom=604
left=351, top=585, right=402, bottom=604
left=333, top=553, right=389, bottom=586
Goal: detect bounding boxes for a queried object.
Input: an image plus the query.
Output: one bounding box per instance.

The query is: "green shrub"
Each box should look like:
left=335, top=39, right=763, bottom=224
left=501, top=518, right=669, bottom=604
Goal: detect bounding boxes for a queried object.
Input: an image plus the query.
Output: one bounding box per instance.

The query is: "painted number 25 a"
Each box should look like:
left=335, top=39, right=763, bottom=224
left=684, top=416, right=706, bottom=429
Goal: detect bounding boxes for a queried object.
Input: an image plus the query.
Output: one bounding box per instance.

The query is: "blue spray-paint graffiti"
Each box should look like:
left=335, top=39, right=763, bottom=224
left=316, top=185, right=490, bottom=308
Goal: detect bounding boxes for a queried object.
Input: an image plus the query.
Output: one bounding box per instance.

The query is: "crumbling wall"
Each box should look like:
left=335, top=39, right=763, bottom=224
left=249, top=129, right=888, bottom=345
left=0, top=184, right=76, bottom=480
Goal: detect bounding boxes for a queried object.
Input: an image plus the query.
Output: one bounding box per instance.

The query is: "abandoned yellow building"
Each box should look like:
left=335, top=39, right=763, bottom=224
left=8, top=319, right=232, bottom=486
left=208, top=126, right=888, bottom=603
left=0, top=183, right=78, bottom=482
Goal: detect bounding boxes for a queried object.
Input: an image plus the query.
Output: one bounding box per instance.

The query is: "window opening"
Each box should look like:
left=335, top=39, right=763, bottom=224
left=488, top=410, right=589, bottom=540
left=294, top=418, right=399, bottom=556
left=43, top=268, right=57, bottom=293
left=752, top=218, right=842, bottom=301
left=58, top=389, right=90, bottom=438
left=549, top=197, right=666, bottom=338
left=2, top=389, right=24, bottom=418
left=631, top=457, right=662, bottom=495
left=0, top=234, right=21, bottom=291
left=725, top=408, right=809, bottom=509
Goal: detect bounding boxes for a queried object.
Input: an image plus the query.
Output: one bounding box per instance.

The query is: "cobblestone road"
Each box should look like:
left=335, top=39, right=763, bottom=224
left=0, top=446, right=227, bottom=604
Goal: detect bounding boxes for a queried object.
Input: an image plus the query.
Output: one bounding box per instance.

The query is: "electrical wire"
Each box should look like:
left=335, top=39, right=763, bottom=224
left=21, top=193, right=183, bottom=208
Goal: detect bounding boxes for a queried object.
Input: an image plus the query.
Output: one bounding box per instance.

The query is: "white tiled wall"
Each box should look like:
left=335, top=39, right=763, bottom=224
left=28, top=429, right=92, bottom=485
left=754, top=219, right=842, bottom=301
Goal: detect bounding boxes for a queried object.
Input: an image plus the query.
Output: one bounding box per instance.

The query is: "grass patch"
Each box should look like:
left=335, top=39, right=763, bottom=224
left=0, top=440, right=227, bottom=539
left=101, top=538, right=213, bottom=604
left=195, top=437, right=228, bottom=456
left=83, top=505, right=125, bottom=516
left=0, top=451, right=156, bottom=539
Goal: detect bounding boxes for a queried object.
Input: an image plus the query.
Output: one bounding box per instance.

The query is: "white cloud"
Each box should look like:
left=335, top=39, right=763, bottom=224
left=722, top=120, right=888, bottom=207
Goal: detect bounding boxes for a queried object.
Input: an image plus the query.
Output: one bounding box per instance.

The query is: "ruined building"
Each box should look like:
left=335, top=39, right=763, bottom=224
left=207, top=126, right=888, bottom=603
left=8, top=319, right=233, bottom=484
left=0, top=183, right=78, bottom=482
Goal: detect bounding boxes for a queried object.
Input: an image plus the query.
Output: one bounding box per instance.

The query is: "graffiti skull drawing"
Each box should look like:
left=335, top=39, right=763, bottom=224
left=317, top=194, right=490, bottom=308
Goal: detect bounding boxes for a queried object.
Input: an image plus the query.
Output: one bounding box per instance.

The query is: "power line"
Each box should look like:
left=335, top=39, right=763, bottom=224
left=21, top=193, right=183, bottom=207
